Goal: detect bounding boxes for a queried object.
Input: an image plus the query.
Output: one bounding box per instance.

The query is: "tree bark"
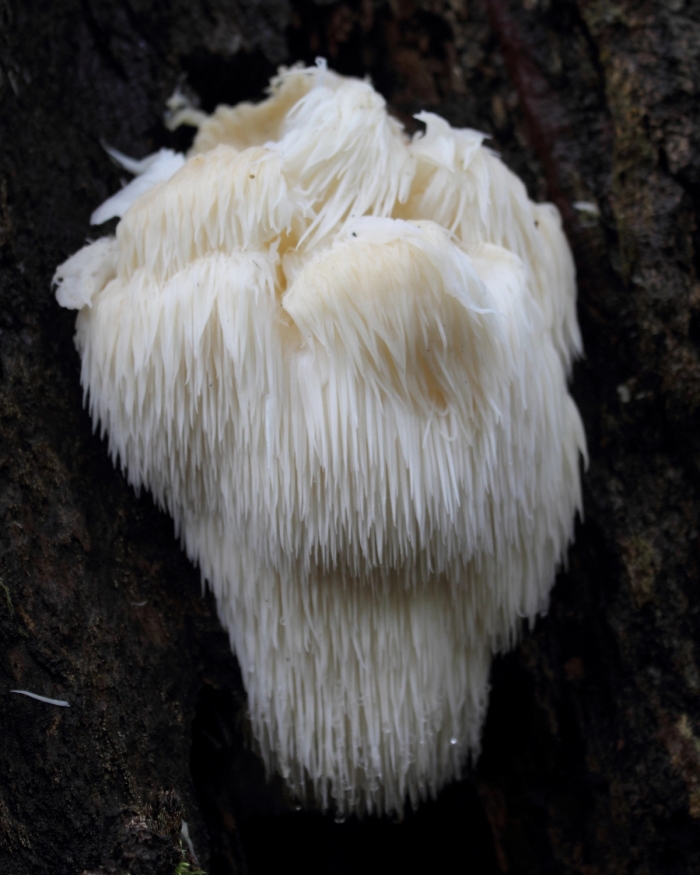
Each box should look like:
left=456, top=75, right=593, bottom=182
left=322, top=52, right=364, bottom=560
left=1, top=1, right=699, bottom=873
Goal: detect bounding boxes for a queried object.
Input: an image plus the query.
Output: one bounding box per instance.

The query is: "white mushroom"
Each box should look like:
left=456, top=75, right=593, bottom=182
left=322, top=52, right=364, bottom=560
left=53, top=60, right=586, bottom=817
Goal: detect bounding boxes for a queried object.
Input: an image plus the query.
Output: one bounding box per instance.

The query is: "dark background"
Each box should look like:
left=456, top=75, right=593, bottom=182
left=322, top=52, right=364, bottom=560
left=1, top=1, right=700, bottom=873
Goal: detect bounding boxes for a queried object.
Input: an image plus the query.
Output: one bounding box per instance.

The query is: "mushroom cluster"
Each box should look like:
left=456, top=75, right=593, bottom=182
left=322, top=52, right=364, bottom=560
left=54, top=61, right=586, bottom=817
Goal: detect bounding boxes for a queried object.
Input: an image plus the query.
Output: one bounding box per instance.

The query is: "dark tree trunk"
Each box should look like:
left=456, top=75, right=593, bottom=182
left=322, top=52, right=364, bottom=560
left=1, top=1, right=699, bottom=873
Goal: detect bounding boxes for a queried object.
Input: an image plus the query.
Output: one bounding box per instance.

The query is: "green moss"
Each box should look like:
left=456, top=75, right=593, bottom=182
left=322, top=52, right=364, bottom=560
left=175, top=863, right=205, bottom=875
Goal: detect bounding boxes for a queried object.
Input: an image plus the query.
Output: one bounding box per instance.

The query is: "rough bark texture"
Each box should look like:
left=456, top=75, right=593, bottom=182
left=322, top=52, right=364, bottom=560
left=1, top=1, right=699, bottom=873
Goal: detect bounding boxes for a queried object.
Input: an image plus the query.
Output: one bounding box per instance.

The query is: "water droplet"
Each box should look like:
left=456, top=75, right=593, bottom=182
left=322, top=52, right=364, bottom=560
left=450, top=737, right=458, bottom=745
left=290, top=796, right=303, bottom=812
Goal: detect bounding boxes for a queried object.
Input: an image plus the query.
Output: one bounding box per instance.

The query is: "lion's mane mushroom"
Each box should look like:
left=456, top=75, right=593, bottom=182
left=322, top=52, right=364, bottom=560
left=54, top=61, right=586, bottom=817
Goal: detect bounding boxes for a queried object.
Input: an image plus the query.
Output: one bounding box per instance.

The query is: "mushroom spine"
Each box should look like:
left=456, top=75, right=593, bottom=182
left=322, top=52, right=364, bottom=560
left=54, top=60, right=586, bottom=817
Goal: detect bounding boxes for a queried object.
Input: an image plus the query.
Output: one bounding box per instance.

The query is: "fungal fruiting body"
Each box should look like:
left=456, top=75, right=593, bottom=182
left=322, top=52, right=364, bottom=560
left=54, top=62, right=586, bottom=817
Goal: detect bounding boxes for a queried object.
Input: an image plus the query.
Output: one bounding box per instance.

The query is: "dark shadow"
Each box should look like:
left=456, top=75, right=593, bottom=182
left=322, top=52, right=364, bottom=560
left=191, top=683, right=501, bottom=875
